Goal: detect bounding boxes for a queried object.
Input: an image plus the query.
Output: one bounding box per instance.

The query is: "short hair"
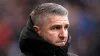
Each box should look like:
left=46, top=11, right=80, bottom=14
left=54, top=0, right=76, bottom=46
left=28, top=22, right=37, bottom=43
left=30, top=3, right=68, bottom=27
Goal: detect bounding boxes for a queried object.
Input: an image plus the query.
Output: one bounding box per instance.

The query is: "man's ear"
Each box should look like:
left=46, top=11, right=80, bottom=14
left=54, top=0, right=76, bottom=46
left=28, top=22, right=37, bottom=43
left=33, top=25, right=40, bottom=34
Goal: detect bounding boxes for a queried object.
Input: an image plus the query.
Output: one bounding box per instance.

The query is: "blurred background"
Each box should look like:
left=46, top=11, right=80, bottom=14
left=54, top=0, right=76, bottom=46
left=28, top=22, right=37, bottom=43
left=0, top=0, right=100, bottom=56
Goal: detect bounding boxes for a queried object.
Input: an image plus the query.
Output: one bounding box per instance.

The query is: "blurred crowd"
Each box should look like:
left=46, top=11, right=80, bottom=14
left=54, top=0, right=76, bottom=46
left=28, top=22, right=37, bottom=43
left=0, top=0, right=100, bottom=56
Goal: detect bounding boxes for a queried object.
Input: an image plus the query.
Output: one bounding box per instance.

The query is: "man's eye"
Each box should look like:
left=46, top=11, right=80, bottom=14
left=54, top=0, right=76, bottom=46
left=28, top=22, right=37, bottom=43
left=64, top=25, right=69, bottom=29
left=55, top=26, right=61, bottom=29
left=51, top=26, right=61, bottom=30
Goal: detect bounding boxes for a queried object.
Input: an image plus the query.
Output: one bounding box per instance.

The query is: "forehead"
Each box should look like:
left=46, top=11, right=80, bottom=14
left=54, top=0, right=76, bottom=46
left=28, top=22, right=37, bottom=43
left=46, top=15, right=69, bottom=25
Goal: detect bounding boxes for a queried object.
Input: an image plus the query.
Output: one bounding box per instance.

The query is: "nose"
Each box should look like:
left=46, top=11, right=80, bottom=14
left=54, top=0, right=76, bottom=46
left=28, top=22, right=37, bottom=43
left=59, top=29, right=68, bottom=38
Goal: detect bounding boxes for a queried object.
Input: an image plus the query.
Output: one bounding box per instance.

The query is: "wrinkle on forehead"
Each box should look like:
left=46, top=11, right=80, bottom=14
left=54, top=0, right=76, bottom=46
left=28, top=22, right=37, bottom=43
left=47, top=15, right=69, bottom=24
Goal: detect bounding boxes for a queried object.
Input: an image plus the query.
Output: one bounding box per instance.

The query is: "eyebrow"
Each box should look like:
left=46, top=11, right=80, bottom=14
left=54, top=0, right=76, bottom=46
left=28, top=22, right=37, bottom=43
left=51, top=24, right=70, bottom=28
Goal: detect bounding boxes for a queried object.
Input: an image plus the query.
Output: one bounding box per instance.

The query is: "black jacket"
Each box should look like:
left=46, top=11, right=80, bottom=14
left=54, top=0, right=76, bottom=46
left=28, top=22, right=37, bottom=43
left=19, top=16, right=78, bottom=56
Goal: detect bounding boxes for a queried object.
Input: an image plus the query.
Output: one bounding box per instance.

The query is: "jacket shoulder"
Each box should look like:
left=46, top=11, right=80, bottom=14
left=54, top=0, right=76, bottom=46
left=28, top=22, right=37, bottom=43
left=20, top=53, right=26, bottom=56
left=20, top=53, right=33, bottom=56
left=68, top=52, right=78, bottom=56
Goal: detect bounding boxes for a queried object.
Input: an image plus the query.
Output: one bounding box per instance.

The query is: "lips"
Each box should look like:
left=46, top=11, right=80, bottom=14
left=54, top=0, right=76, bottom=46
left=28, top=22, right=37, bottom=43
left=56, top=40, right=66, bottom=43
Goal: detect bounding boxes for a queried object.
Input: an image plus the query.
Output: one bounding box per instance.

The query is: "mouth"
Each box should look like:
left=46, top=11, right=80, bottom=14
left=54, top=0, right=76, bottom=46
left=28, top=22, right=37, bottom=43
left=56, top=40, right=66, bottom=43
left=55, top=40, right=66, bottom=46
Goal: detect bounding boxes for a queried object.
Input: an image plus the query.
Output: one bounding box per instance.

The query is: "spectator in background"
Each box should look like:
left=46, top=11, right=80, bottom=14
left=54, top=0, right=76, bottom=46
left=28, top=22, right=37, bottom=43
left=0, top=19, right=13, bottom=56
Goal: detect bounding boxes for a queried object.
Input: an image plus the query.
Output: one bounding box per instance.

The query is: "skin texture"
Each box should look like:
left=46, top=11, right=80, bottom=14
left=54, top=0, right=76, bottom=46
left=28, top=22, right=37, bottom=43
left=34, top=15, right=69, bottom=46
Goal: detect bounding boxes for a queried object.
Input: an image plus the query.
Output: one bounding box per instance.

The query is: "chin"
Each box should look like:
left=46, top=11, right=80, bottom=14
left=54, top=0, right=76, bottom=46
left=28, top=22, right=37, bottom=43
left=55, top=43, right=66, bottom=46
left=58, top=44, right=66, bottom=46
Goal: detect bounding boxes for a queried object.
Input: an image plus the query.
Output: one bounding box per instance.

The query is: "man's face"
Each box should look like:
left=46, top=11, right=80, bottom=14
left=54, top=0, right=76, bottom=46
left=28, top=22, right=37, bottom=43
left=35, top=15, right=69, bottom=46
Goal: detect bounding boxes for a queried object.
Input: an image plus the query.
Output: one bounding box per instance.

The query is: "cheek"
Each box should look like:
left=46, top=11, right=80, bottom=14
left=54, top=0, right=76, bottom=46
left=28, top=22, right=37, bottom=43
left=48, top=31, right=59, bottom=36
left=47, top=31, right=59, bottom=40
left=42, top=31, right=59, bottom=41
left=39, top=28, right=59, bottom=41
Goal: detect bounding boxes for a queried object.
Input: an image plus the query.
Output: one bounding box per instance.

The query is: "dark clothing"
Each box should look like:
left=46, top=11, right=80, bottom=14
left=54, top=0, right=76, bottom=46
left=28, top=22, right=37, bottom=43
left=21, top=52, right=77, bottom=56
left=19, top=16, right=78, bottom=56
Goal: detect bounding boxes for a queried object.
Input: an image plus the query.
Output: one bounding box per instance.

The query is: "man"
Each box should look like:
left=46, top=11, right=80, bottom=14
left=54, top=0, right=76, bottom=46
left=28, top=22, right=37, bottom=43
left=19, top=3, right=78, bottom=56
